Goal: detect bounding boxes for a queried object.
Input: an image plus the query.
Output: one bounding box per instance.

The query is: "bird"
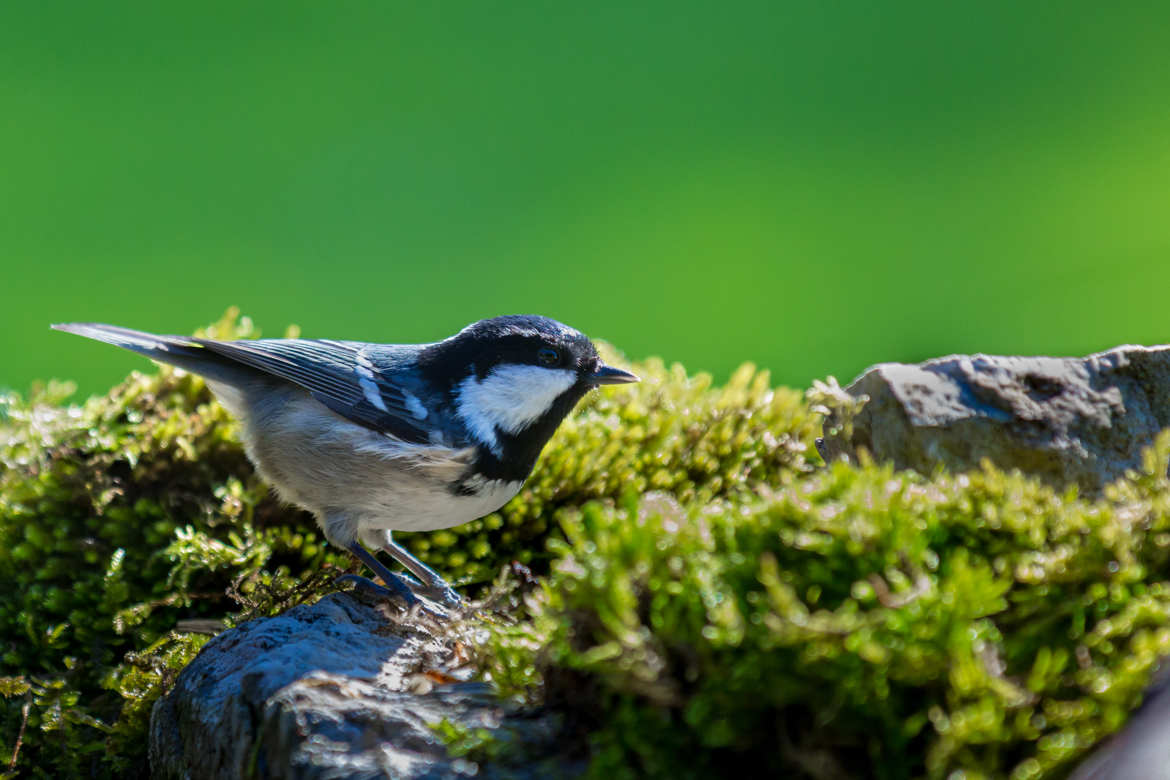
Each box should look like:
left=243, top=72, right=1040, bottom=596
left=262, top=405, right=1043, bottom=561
left=52, top=315, right=638, bottom=611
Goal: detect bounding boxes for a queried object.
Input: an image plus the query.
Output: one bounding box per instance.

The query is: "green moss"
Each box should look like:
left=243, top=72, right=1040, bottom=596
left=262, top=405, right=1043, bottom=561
left=478, top=434, right=1170, bottom=779
left=430, top=718, right=511, bottom=764
left=103, top=632, right=209, bottom=776
left=0, top=311, right=332, bottom=777
left=3, top=310, right=1165, bottom=777
left=425, top=356, right=820, bottom=583
left=0, top=311, right=818, bottom=776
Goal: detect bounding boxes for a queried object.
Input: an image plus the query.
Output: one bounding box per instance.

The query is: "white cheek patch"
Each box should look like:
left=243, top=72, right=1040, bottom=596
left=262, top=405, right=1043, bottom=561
left=457, top=365, right=577, bottom=454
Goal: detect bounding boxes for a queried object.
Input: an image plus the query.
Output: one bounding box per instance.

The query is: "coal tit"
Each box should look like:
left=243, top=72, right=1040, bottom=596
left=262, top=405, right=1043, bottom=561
left=53, top=315, right=638, bottom=610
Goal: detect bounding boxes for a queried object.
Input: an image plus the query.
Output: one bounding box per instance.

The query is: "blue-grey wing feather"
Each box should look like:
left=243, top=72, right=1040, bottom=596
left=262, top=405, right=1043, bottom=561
left=194, top=338, right=431, bottom=443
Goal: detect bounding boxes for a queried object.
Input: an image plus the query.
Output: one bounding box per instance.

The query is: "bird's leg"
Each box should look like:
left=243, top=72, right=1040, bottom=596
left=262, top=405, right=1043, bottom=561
left=338, top=541, right=419, bottom=607
left=377, top=531, right=462, bottom=608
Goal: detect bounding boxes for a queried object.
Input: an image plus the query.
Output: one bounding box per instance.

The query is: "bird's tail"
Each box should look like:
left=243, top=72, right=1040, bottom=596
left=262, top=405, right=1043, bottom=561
left=51, top=322, right=241, bottom=383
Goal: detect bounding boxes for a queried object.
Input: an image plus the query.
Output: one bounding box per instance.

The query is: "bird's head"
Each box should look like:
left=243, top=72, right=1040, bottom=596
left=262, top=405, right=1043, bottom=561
left=420, top=315, right=638, bottom=478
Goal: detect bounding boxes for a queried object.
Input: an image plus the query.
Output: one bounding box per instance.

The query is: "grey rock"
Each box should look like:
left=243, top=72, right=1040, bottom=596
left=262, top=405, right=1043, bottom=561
left=1070, top=665, right=1170, bottom=780
left=149, top=592, right=576, bottom=779
left=816, top=344, right=1170, bottom=492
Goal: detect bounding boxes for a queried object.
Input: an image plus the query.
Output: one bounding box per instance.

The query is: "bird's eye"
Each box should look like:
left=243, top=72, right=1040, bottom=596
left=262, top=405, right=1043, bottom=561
left=537, top=347, right=560, bottom=366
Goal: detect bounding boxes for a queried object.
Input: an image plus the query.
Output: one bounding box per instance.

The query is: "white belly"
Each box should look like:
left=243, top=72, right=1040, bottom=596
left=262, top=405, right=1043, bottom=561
left=360, top=474, right=523, bottom=533
left=215, top=384, right=524, bottom=540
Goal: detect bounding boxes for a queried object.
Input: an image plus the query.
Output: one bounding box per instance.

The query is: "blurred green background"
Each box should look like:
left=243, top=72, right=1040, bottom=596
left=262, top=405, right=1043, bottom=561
left=3, top=2, right=1168, bottom=397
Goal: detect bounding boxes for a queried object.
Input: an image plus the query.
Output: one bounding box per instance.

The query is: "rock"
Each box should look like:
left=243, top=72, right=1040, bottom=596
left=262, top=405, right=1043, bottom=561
left=816, top=345, right=1170, bottom=492
left=1070, top=665, right=1170, bottom=779
left=149, top=592, right=576, bottom=779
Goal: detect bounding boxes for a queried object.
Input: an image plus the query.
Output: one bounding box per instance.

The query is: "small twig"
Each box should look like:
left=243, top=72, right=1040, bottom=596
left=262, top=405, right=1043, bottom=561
left=867, top=554, right=933, bottom=609
left=867, top=573, right=929, bottom=608
left=8, top=696, right=30, bottom=772
left=174, top=618, right=228, bottom=636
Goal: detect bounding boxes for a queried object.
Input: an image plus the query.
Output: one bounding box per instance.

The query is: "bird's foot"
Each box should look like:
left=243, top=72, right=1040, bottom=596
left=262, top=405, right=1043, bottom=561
left=396, top=576, right=463, bottom=612
left=335, top=573, right=419, bottom=607
left=413, top=581, right=463, bottom=609
left=335, top=573, right=461, bottom=620
left=375, top=537, right=464, bottom=610
left=342, top=541, right=462, bottom=616
left=379, top=570, right=461, bottom=609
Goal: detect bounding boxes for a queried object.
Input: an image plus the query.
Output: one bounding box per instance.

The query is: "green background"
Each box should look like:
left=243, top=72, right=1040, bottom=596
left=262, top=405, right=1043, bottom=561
left=3, top=2, right=1168, bottom=397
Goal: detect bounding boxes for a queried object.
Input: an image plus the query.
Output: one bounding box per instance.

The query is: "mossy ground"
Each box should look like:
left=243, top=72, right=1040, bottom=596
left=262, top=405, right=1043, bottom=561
left=1, top=312, right=1166, bottom=778
left=475, top=441, right=1170, bottom=779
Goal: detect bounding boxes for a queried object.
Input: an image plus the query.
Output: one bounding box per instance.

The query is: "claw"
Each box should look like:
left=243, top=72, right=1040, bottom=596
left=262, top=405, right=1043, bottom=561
left=344, top=539, right=462, bottom=617
left=377, top=534, right=463, bottom=609
left=335, top=573, right=419, bottom=607
left=334, top=573, right=462, bottom=622
left=418, top=583, right=462, bottom=609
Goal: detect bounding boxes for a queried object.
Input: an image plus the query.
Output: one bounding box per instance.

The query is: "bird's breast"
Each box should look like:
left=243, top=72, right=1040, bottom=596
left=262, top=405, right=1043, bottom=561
left=359, top=473, right=523, bottom=533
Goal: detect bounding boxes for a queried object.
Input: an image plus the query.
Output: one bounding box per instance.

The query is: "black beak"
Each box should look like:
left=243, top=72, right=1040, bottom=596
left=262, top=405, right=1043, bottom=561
left=589, top=364, right=640, bottom=385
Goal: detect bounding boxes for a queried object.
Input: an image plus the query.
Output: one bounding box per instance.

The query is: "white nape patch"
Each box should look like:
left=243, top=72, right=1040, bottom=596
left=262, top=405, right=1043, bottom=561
left=355, top=349, right=389, bottom=412
left=403, top=391, right=428, bottom=420
left=456, top=364, right=577, bottom=454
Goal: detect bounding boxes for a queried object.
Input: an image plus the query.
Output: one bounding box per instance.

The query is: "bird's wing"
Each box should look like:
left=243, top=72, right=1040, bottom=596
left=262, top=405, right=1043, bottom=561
left=194, top=337, right=433, bottom=443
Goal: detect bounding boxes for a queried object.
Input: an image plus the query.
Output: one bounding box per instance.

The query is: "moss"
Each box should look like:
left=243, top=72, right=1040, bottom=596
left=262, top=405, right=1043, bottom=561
left=477, top=434, right=1170, bottom=779
left=3, top=310, right=1166, bottom=777
left=0, top=311, right=330, bottom=777
left=434, top=355, right=820, bottom=582
left=0, top=311, right=818, bottom=776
